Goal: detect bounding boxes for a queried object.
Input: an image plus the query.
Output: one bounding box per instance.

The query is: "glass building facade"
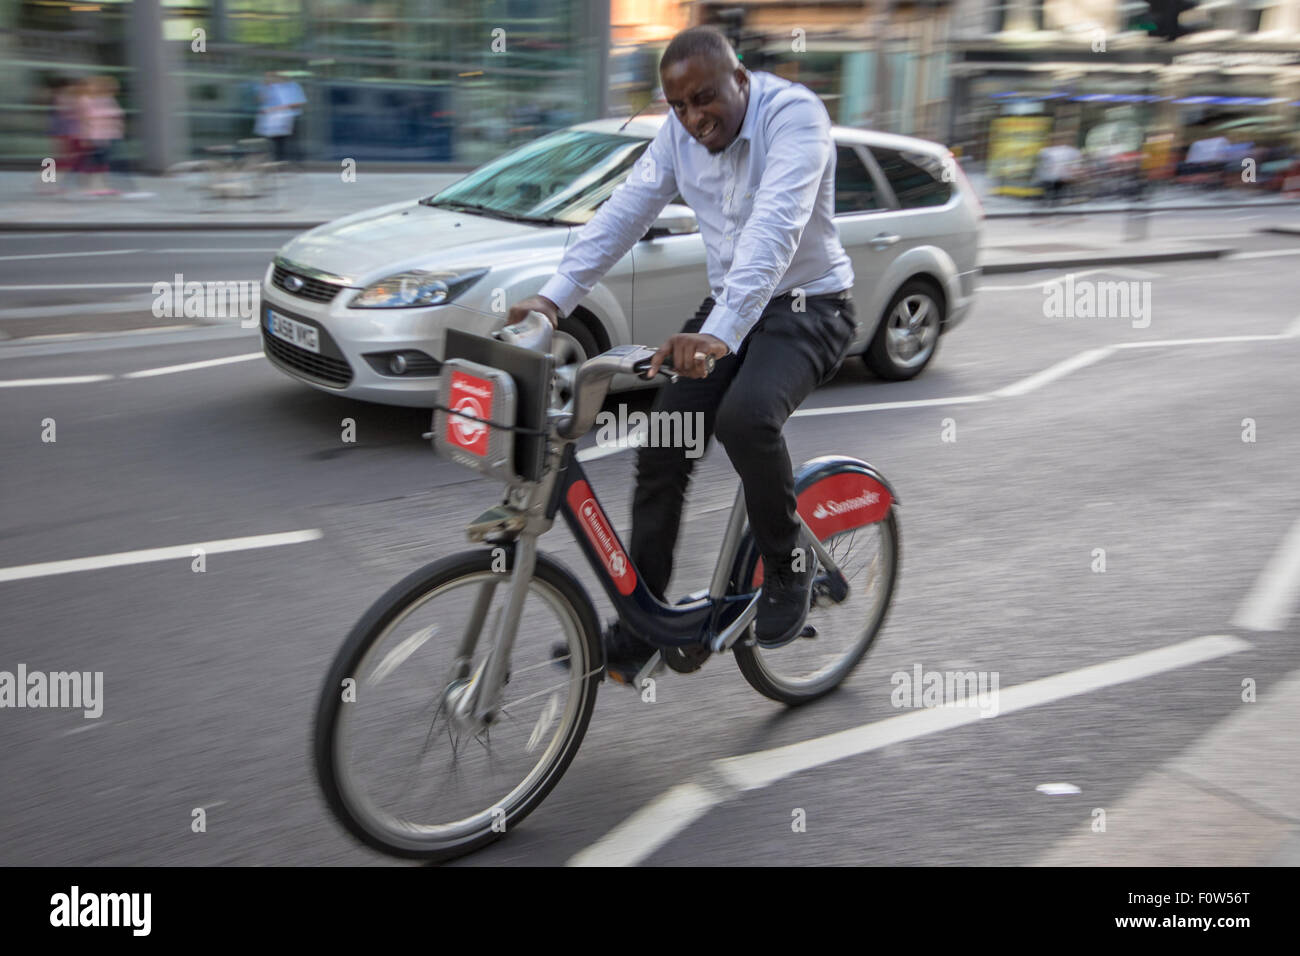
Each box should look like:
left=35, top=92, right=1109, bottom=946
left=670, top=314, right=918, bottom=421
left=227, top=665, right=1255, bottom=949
left=0, top=0, right=610, bottom=170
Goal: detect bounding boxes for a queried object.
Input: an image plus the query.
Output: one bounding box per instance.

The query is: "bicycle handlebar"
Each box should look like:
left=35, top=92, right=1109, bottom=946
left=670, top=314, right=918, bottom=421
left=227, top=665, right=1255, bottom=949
left=494, top=312, right=714, bottom=443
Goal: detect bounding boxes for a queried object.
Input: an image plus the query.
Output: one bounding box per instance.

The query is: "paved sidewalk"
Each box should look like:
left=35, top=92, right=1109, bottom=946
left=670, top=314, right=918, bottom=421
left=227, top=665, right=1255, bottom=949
left=1036, top=666, right=1300, bottom=866
left=0, top=170, right=465, bottom=231
left=2, top=169, right=1270, bottom=277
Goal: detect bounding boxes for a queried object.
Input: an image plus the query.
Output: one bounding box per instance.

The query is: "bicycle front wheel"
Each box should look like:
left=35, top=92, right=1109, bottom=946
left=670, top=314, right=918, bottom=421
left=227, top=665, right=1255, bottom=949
left=733, top=509, right=900, bottom=705
left=314, top=548, right=602, bottom=861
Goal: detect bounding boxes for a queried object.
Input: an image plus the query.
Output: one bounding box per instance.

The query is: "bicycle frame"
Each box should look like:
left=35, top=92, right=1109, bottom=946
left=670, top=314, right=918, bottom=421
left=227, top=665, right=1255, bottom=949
left=435, top=323, right=881, bottom=725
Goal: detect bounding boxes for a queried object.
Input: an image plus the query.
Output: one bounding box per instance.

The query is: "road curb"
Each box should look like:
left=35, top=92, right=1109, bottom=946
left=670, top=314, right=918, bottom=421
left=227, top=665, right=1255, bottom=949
left=980, top=247, right=1231, bottom=275
left=982, top=197, right=1300, bottom=218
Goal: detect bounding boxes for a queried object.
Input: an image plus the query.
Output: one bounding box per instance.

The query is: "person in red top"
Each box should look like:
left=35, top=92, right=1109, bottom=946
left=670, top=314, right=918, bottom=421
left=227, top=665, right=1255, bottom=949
left=78, top=75, right=125, bottom=196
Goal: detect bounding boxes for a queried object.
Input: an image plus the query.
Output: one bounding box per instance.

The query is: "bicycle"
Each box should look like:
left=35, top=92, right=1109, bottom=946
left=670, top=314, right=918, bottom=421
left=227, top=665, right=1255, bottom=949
left=165, top=137, right=298, bottom=211
left=313, top=312, right=901, bottom=861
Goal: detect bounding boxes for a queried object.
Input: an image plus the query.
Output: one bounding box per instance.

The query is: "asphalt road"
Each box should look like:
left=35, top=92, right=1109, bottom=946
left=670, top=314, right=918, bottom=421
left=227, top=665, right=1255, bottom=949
left=2, top=211, right=1299, bottom=865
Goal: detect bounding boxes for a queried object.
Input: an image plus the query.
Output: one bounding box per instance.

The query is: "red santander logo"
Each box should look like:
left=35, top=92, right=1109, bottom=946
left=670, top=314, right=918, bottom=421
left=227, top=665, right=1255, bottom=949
left=566, top=480, right=636, bottom=595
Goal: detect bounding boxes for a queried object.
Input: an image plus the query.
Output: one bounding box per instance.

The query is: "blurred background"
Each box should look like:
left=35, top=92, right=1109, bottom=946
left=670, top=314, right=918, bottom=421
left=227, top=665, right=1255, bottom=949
left=2, top=0, right=1297, bottom=193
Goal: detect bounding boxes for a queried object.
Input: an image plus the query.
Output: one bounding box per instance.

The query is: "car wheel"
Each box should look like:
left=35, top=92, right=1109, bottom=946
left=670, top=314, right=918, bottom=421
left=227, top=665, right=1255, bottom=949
left=552, top=317, right=598, bottom=413
left=863, top=279, right=944, bottom=381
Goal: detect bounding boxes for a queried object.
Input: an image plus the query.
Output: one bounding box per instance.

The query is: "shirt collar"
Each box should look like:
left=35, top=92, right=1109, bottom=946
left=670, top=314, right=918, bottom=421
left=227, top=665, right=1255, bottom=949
left=726, top=70, right=761, bottom=154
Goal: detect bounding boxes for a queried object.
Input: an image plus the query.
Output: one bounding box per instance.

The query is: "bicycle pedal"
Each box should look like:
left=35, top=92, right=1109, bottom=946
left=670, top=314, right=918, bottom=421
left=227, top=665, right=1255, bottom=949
left=630, top=651, right=665, bottom=687
left=465, top=504, right=526, bottom=542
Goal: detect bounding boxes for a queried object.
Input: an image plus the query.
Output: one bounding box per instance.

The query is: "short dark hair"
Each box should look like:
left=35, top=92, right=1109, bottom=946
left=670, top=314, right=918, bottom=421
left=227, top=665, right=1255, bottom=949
left=660, top=26, right=738, bottom=73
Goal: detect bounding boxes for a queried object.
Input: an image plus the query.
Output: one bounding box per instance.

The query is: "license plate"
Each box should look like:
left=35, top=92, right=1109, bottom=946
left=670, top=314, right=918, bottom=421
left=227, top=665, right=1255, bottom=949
left=266, top=310, right=319, bottom=353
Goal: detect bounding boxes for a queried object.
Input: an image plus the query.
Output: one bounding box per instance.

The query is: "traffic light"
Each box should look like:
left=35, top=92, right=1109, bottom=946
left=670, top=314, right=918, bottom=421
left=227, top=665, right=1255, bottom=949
left=1131, top=0, right=1200, bottom=41
left=715, top=7, right=744, bottom=51
left=713, top=7, right=767, bottom=68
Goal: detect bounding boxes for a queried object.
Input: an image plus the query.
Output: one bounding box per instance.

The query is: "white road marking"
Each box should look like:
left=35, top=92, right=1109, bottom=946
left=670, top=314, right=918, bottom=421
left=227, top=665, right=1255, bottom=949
left=0, top=300, right=153, bottom=321
left=0, top=374, right=113, bottom=387
left=123, top=352, right=263, bottom=378
left=792, top=394, right=989, bottom=417
left=567, top=782, right=723, bottom=867
left=1227, top=249, right=1300, bottom=260
left=979, top=267, right=1161, bottom=292
left=1112, top=334, right=1285, bottom=349
left=11, top=325, right=196, bottom=342
left=569, top=634, right=1250, bottom=866
left=992, top=347, right=1113, bottom=398
left=1232, top=515, right=1300, bottom=632
left=0, top=529, right=322, bottom=584
left=0, top=280, right=249, bottom=291
left=576, top=424, right=649, bottom=462
left=60, top=721, right=107, bottom=737
left=146, top=248, right=279, bottom=254
left=0, top=249, right=141, bottom=262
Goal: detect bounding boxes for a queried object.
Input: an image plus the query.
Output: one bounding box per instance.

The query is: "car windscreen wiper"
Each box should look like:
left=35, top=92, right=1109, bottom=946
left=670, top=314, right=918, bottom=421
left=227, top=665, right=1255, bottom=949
left=423, top=197, right=572, bottom=227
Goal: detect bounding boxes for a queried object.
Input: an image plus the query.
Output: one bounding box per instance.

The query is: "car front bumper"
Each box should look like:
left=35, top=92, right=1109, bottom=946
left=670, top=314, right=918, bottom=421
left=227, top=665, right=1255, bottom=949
left=259, top=282, right=505, bottom=407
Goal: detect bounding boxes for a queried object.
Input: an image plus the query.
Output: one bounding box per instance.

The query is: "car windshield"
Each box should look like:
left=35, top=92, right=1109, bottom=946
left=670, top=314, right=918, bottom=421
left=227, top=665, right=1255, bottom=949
left=423, top=129, right=650, bottom=226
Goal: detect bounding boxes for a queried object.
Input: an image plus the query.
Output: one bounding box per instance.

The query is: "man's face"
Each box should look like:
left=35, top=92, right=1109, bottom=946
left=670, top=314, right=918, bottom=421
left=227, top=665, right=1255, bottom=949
left=661, top=56, right=749, bottom=154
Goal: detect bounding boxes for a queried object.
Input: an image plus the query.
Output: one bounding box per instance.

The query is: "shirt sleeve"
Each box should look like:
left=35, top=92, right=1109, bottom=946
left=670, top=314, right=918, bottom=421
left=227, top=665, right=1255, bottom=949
left=538, top=124, right=679, bottom=318
left=700, top=96, right=831, bottom=353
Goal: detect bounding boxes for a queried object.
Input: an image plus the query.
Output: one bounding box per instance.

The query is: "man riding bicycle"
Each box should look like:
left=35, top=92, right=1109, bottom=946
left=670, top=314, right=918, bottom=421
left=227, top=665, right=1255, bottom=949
left=508, top=26, right=857, bottom=683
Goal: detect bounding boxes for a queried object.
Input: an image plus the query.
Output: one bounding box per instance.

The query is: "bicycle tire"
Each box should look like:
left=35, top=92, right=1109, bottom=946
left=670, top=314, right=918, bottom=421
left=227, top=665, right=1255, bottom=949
left=732, top=508, right=900, bottom=706
left=313, top=547, right=602, bottom=861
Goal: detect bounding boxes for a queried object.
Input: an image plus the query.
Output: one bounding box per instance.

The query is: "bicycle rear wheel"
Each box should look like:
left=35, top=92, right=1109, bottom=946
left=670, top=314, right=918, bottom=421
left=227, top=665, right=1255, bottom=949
left=733, top=509, right=899, bottom=705
left=314, top=547, right=602, bottom=861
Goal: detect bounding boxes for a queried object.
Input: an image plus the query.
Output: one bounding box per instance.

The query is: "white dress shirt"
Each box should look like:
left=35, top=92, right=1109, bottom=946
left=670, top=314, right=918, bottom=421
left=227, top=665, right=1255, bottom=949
left=538, top=69, right=854, bottom=354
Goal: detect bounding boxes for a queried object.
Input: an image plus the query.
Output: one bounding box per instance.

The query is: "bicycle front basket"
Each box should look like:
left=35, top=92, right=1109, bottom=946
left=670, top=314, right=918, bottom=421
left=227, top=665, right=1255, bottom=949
left=432, top=358, right=519, bottom=483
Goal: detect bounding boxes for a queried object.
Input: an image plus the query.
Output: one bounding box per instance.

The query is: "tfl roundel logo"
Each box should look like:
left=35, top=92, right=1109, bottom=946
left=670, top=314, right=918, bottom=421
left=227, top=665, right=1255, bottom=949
left=446, top=371, right=492, bottom=456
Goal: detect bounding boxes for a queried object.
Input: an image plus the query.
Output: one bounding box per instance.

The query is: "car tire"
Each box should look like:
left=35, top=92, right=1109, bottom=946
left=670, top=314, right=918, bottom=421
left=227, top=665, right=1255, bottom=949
left=558, top=315, right=599, bottom=360
left=551, top=316, right=598, bottom=413
left=863, top=279, right=944, bottom=381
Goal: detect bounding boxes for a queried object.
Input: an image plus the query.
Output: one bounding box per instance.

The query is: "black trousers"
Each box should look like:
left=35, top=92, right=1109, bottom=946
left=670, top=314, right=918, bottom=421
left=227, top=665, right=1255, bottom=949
left=629, top=289, right=858, bottom=602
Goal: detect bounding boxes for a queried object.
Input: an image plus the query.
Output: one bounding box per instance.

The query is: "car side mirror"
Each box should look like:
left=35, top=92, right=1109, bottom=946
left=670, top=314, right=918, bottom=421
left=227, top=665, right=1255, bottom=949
left=642, top=203, right=698, bottom=240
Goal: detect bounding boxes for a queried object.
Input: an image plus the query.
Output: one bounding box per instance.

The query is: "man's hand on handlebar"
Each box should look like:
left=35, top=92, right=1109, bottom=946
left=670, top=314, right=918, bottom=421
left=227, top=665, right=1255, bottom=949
left=506, top=295, right=560, bottom=329
left=648, top=332, right=728, bottom=380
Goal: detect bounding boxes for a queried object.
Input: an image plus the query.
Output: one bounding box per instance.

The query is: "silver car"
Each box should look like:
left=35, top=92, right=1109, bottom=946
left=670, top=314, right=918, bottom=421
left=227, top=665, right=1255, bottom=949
left=260, top=115, right=982, bottom=407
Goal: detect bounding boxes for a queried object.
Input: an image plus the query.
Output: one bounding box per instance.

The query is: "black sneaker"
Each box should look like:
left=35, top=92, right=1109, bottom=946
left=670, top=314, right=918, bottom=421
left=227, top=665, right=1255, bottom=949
left=754, top=554, right=816, bottom=648
left=551, top=620, right=655, bottom=685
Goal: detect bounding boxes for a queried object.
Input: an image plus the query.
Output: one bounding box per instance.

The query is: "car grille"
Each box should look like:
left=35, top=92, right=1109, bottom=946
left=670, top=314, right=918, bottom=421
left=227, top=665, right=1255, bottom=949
left=272, top=265, right=344, bottom=304
left=262, top=328, right=353, bottom=387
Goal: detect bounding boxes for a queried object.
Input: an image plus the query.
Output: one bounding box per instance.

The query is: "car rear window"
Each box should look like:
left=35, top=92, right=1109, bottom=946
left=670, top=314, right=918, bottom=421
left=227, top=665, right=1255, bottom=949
left=834, top=145, right=883, bottom=214
left=869, top=147, right=952, bottom=208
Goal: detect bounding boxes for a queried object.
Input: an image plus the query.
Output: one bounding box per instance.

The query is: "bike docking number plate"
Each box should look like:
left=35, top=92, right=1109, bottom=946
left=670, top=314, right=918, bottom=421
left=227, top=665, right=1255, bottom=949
left=432, top=359, right=519, bottom=483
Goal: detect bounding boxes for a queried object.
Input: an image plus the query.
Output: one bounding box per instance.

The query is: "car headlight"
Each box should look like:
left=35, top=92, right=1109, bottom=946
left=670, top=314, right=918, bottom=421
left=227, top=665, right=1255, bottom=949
left=348, top=268, right=487, bottom=308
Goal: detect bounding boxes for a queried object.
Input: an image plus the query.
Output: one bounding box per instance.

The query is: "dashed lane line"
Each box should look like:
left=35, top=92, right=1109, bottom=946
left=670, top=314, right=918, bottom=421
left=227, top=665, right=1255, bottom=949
left=0, top=374, right=113, bottom=388
left=122, top=352, right=262, bottom=378
left=0, top=530, right=323, bottom=584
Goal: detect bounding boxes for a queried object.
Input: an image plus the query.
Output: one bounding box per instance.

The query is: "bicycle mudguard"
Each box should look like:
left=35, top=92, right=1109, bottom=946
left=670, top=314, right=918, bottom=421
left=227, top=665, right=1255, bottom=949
left=735, top=455, right=897, bottom=590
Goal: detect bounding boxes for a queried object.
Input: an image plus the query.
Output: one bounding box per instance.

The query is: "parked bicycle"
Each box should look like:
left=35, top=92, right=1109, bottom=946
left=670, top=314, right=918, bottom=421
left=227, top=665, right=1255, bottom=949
left=313, top=312, right=901, bottom=861
left=165, top=137, right=296, bottom=210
